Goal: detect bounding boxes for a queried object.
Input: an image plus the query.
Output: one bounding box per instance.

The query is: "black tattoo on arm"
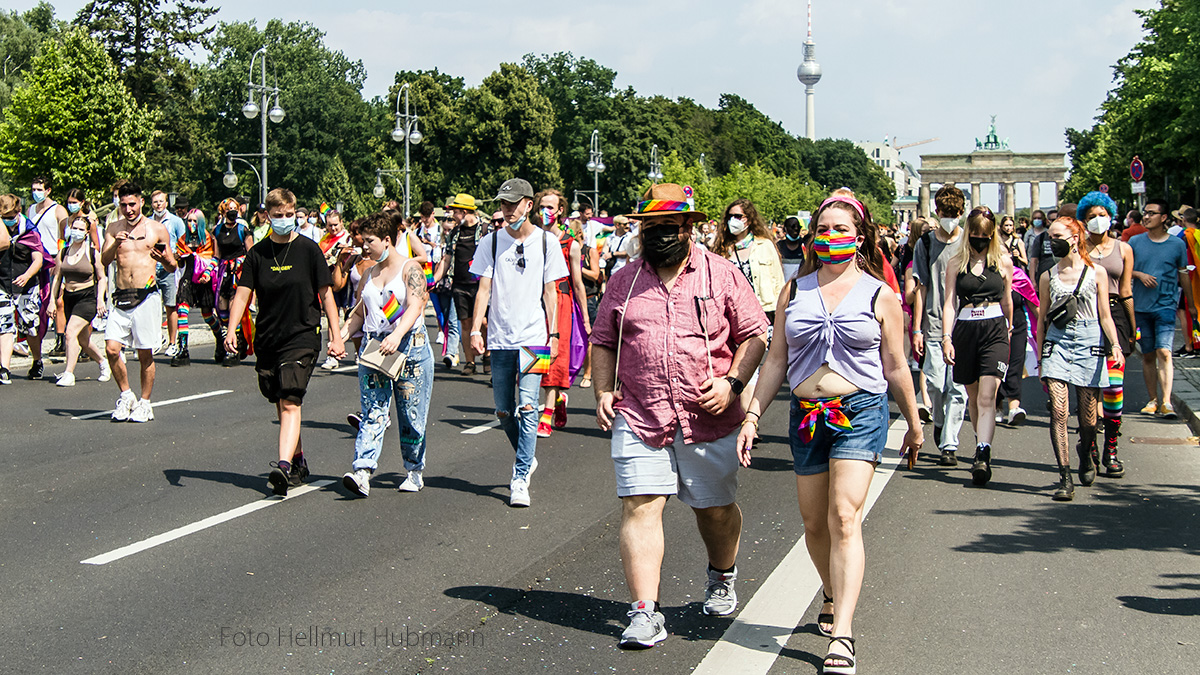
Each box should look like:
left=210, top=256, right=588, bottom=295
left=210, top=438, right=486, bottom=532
left=405, top=264, right=428, bottom=306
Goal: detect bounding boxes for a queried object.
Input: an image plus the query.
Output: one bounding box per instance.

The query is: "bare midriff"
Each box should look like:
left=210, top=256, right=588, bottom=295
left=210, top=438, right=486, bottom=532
left=793, top=364, right=859, bottom=400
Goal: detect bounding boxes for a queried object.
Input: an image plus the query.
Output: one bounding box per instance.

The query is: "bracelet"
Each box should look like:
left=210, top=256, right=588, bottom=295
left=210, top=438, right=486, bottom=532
left=548, top=332, right=560, bottom=338
left=470, top=331, right=482, bottom=336
left=912, top=330, right=923, bottom=335
left=742, top=418, right=759, bottom=429
left=746, top=411, right=761, bottom=420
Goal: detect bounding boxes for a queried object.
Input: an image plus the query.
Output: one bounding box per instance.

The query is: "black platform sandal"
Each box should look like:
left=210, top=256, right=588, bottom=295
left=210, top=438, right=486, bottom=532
left=817, top=592, right=834, bottom=637
left=823, top=636, right=856, bottom=675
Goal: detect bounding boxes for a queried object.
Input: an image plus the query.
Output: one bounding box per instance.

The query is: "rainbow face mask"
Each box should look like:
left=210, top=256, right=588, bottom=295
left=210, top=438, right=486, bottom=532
left=813, top=232, right=858, bottom=264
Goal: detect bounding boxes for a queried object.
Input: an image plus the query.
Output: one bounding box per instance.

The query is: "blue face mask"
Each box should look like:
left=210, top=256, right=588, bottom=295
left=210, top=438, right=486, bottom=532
left=376, top=246, right=390, bottom=263
left=270, top=217, right=296, bottom=235
left=2, top=216, right=17, bottom=228
left=507, top=203, right=529, bottom=232
left=785, top=232, right=802, bottom=242
left=31, top=189, right=46, bottom=204
left=1033, top=219, right=1044, bottom=228
left=67, top=202, right=81, bottom=214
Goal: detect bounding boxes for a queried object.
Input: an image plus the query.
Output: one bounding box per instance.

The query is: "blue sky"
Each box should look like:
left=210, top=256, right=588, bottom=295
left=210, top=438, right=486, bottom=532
left=12, top=0, right=1155, bottom=206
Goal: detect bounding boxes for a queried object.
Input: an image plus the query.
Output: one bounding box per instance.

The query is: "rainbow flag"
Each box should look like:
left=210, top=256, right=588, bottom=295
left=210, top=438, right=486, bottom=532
left=381, top=292, right=402, bottom=323
left=423, top=260, right=435, bottom=288
left=319, top=202, right=333, bottom=223
left=521, top=345, right=552, bottom=375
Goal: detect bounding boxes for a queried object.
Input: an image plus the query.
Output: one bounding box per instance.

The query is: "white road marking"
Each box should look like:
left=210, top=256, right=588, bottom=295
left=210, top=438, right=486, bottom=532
left=462, top=420, right=501, bottom=435
left=81, top=479, right=336, bottom=565
left=71, top=389, right=234, bottom=420
left=691, top=416, right=906, bottom=675
left=330, top=365, right=357, bottom=373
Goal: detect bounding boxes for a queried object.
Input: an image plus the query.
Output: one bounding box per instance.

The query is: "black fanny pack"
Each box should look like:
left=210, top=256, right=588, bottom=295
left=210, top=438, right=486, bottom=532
left=113, top=287, right=156, bottom=310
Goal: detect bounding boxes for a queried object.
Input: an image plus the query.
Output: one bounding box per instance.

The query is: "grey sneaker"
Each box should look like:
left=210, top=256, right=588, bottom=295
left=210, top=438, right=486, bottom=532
left=703, top=566, right=738, bottom=616
left=619, top=600, right=667, bottom=649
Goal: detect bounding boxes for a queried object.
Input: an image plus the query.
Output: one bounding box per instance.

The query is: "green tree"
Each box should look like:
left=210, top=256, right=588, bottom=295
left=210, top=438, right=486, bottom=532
left=803, top=139, right=894, bottom=205
left=314, top=154, right=375, bottom=219
left=0, top=27, right=156, bottom=195
left=385, top=68, right=467, bottom=208
left=445, top=62, right=560, bottom=199
left=0, top=3, right=61, bottom=112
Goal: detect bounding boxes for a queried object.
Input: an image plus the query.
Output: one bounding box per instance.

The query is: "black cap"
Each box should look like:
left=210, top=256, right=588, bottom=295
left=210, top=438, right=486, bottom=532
left=174, top=197, right=190, bottom=211
left=494, top=178, right=534, bottom=203
left=257, top=203, right=268, bottom=212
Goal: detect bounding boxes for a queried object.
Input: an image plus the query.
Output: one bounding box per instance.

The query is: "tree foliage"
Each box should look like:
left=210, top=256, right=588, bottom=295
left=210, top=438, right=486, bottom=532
left=0, top=27, right=155, bottom=195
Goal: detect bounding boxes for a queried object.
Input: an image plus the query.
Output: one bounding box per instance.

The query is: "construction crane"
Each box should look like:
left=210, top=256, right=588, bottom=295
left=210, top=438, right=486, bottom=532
left=893, top=137, right=939, bottom=151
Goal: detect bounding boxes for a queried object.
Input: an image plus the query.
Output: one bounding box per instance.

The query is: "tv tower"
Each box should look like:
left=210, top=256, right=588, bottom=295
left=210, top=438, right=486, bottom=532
left=796, top=0, right=822, bottom=141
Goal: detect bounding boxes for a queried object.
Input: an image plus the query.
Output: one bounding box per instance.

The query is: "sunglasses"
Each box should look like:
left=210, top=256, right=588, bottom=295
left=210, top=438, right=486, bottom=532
left=515, top=243, right=526, bottom=269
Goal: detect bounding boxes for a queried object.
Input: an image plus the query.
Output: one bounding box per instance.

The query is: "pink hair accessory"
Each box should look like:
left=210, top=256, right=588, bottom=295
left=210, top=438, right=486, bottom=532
left=818, top=195, right=865, bottom=220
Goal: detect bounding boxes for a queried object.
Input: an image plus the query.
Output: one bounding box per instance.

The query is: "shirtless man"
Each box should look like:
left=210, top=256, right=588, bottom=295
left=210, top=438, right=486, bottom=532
left=100, top=182, right=177, bottom=423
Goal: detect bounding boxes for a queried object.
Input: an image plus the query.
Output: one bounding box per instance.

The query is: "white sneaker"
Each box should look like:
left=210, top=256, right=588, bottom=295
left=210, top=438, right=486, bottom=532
left=112, top=391, right=136, bottom=422
left=154, top=336, right=167, bottom=355
left=98, top=360, right=111, bottom=382
left=342, top=468, right=371, bottom=496
left=129, top=399, right=154, bottom=422
left=509, top=458, right=538, bottom=507
left=436, top=332, right=445, bottom=345
left=165, top=343, right=179, bottom=358
left=321, top=355, right=340, bottom=370
left=398, top=470, right=424, bottom=492
left=1007, top=407, right=1027, bottom=426
left=55, top=372, right=76, bottom=387
left=995, top=412, right=1004, bottom=423
left=13, top=341, right=29, bottom=357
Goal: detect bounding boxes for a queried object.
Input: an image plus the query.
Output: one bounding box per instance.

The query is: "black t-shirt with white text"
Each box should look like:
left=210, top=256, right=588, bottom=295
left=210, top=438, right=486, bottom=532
left=238, top=235, right=333, bottom=355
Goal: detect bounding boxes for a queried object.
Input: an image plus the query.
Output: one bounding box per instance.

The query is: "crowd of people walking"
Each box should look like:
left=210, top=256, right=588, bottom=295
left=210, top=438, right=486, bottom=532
left=4, top=170, right=1196, bottom=673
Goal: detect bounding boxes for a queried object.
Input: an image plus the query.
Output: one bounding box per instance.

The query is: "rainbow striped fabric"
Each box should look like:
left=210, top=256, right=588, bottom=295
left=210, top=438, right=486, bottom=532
left=423, top=261, right=435, bottom=288
left=634, top=199, right=692, bottom=215
left=813, top=232, right=858, bottom=264
left=381, top=292, right=402, bottom=323
left=796, top=396, right=854, bottom=443
left=319, top=202, right=333, bottom=221
left=521, top=345, right=552, bottom=375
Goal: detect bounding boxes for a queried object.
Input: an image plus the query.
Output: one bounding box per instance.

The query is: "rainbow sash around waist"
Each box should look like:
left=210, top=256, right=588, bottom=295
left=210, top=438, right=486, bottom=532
left=796, top=396, right=853, bottom=443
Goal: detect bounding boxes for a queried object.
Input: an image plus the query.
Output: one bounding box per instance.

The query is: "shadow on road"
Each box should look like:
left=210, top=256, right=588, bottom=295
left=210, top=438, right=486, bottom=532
left=163, top=468, right=272, bottom=495
left=423, top=476, right=509, bottom=504
left=1118, top=572, right=1200, bottom=616
left=940, top=483, right=1200, bottom=556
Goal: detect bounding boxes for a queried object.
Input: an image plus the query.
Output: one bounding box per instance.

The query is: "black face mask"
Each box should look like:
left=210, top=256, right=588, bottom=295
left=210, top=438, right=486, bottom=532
left=1049, top=237, right=1071, bottom=260
left=968, top=236, right=990, bottom=253
left=642, top=225, right=689, bottom=268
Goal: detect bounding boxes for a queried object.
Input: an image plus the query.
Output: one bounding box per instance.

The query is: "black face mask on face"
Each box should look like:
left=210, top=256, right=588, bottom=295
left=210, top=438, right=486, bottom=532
left=969, top=236, right=990, bottom=253
left=1049, top=237, right=1071, bottom=260
left=642, top=224, right=689, bottom=268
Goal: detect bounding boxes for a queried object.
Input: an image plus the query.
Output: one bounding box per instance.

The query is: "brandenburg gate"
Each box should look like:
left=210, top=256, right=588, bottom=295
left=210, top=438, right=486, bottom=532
left=918, top=119, right=1068, bottom=217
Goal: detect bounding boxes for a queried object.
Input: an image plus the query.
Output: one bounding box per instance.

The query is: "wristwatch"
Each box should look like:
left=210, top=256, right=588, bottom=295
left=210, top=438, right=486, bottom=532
left=725, top=375, right=745, bottom=395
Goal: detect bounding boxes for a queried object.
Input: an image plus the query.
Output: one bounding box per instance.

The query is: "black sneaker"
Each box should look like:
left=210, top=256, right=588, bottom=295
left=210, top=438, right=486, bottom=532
left=288, top=454, right=309, bottom=487
left=971, top=444, right=992, bottom=486
left=214, top=346, right=226, bottom=365
left=224, top=354, right=240, bottom=367
left=0, top=367, right=11, bottom=385
left=171, top=348, right=190, bottom=367
left=28, top=359, right=43, bottom=380
left=347, top=412, right=361, bottom=432
left=939, top=449, right=958, bottom=467
left=267, top=462, right=290, bottom=496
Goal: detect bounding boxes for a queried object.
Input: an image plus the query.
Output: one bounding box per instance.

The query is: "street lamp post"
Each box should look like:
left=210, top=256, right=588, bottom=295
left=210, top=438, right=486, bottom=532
left=586, top=129, right=605, bottom=213
left=238, top=47, right=285, bottom=203
left=222, top=152, right=264, bottom=199
left=373, top=168, right=406, bottom=200
left=391, top=82, right=423, bottom=216
left=648, top=144, right=664, bottom=183
left=700, top=152, right=707, bottom=181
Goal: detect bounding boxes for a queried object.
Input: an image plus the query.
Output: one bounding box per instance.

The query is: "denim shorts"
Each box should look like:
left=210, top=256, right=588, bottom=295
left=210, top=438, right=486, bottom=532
left=1135, top=308, right=1176, bottom=353
left=789, top=390, right=889, bottom=475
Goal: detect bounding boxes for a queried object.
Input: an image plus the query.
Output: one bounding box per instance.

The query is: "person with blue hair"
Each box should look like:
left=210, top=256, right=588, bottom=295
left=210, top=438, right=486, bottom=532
left=1078, top=192, right=1134, bottom=479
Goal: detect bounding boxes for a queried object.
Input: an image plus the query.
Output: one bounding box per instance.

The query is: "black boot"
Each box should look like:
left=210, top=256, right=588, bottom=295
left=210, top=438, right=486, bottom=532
left=171, top=348, right=190, bottom=367
left=48, top=333, right=65, bottom=357
left=1078, top=428, right=1098, bottom=487
left=971, top=443, right=993, bottom=486
left=1102, top=418, right=1125, bottom=478
left=1052, top=467, right=1075, bottom=501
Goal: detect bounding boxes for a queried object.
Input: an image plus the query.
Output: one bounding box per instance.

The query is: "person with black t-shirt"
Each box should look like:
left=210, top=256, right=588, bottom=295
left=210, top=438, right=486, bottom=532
left=225, top=188, right=346, bottom=497
left=432, top=194, right=486, bottom=374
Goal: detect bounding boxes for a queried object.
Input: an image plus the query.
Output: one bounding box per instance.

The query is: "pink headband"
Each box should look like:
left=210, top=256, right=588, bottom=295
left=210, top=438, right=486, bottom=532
left=819, top=195, right=865, bottom=221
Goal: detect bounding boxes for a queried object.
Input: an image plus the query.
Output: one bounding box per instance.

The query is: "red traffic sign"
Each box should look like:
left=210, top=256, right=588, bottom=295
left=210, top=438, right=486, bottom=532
left=1099, top=184, right=1109, bottom=193
left=1131, top=157, right=1144, bottom=182
left=683, top=185, right=694, bottom=198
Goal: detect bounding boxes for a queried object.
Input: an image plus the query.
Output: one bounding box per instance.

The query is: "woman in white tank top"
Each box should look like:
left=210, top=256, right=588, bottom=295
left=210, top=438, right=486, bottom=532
left=338, top=213, right=434, bottom=497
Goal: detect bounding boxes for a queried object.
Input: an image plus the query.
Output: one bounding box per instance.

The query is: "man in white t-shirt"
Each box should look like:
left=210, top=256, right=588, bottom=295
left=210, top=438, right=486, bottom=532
left=605, top=215, right=633, bottom=276
left=470, top=178, right=569, bottom=507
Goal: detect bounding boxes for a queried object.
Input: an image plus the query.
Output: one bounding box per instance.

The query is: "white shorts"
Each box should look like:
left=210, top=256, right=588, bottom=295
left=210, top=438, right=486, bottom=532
left=610, top=414, right=740, bottom=509
left=105, top=291, right=163, bottom=350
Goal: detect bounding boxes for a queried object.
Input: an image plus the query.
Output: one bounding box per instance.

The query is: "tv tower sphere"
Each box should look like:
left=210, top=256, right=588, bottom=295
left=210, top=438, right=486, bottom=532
left=797, top=43, right=822, bottom=86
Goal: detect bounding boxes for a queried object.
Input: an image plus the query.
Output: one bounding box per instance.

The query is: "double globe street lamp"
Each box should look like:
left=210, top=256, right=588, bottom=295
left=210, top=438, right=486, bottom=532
left=586, top=129, right=605, bottom=213
left=387, top=82, right=423, bottom=215
left=224, top=47, right=284, bottom=203
left=648, top=144, right=664, bottom=182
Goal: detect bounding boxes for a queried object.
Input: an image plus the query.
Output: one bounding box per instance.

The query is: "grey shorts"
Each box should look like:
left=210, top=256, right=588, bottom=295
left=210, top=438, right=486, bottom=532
left=610, top=414, right=739, bottom=509
left=156, top=268, right=178, bottom=307
left=0, top=287, right=40, bottom=336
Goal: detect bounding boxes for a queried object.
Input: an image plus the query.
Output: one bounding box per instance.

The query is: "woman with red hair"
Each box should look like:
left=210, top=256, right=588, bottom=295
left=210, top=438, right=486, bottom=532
left=1036, top=217, right=1124, bottom=501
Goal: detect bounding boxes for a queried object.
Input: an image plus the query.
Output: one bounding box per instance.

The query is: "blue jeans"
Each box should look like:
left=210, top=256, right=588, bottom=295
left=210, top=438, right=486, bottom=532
left=353, top=328, right=434, bottom=472
left=489, top=349, right=543, bottom=478
left=431, top=289, right=460, bottom=359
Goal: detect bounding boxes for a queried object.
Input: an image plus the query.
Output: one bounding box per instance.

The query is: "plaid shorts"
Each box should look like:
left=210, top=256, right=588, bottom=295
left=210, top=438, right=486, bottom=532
left=0, top=287, right=40, bottom=336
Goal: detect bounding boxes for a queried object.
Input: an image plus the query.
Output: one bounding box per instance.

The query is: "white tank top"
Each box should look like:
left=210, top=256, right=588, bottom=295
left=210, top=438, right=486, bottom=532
left=27, top=201, right=60, bottom=255
left=361, top=267, right=409, bottom=334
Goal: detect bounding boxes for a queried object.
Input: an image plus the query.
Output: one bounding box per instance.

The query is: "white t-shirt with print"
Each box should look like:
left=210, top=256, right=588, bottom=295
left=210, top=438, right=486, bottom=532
left=469, top=226, right=569, bottom=350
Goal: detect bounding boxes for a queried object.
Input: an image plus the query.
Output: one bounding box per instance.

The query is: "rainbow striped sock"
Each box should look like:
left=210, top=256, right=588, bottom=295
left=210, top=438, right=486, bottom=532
left=539, top=407, right=553, bottom=429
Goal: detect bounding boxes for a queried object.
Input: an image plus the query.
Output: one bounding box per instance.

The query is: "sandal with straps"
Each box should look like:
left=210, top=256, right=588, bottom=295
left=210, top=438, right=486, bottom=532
left=817, top=592, right=834, bottom=637
left=822, top=636, right=856, bottom=675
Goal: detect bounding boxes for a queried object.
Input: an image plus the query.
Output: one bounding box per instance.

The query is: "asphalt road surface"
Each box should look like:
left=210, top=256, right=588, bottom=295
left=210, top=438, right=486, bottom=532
left=1, top=320, right=1197, bottom=674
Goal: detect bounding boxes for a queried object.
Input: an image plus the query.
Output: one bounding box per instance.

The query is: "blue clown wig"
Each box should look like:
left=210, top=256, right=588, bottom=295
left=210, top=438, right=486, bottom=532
left=1076, top=191, right=1119, bottom=221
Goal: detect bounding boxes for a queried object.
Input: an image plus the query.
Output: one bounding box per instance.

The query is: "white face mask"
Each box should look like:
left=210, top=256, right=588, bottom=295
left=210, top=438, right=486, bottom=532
left=727, top=217, right=748, bottom=235
left=1086, top=215, right=1111, bottom=235
left=308, top=217, right=317, bottom=225
left=67, top=228, right=87, bottom=243
left=939, top=216, right=959, bottom=234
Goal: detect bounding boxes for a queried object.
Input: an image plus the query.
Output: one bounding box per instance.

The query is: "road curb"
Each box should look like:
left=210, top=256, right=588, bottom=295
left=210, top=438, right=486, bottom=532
left=1171, top=371, right=1200, bottom=437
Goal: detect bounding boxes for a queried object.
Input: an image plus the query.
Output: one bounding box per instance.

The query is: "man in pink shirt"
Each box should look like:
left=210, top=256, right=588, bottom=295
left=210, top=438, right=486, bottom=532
left=591, top=183, right=769, bottom=648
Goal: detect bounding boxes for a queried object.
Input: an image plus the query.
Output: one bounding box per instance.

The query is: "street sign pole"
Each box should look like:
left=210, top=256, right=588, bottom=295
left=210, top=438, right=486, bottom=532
left=1130, top=156, right=1146, bottom=209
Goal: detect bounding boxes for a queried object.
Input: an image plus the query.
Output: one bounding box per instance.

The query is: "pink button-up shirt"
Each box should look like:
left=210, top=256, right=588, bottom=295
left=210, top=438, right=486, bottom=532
left=591, top=245, right=769, bottom=447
